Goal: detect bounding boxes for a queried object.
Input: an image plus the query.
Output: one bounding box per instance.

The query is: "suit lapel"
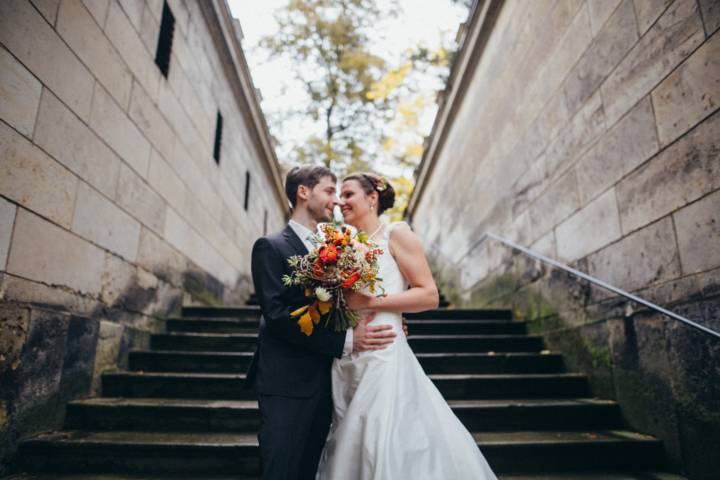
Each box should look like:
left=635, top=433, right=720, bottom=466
left=283, top=224, right=309, bottom=256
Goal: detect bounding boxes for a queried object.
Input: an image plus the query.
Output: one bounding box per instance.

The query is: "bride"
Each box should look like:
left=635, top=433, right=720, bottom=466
left=316, top=173, right=498, bottom=479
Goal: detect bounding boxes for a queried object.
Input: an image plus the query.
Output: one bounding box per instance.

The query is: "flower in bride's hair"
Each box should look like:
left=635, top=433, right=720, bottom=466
left=375, top=176, right=388, bottom=192
left=315, top=287, right=331, bottom=302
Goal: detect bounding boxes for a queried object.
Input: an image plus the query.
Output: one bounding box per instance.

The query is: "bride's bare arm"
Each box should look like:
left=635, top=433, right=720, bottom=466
left=345, top=223, right=439, bottom=313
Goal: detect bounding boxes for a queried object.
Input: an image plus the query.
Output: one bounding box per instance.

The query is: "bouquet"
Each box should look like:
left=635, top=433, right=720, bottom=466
left=282, top=221, right=385, bottom=336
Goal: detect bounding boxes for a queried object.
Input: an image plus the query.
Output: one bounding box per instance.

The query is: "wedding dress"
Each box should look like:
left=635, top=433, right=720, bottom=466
left=316, top=222, right=498, bottom=480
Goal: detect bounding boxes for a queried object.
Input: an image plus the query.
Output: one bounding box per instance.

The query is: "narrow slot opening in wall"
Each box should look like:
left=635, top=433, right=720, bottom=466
left=155, top=1, right=175, bottom=78
left=263, top=209, right=268, bottom=235
left=244, top=171, right=251, bottom=211
left=213, top=111, right=223, bottom=164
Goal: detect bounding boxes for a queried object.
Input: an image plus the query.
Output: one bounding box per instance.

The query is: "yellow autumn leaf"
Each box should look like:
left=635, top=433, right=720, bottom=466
left=291, top=304, right=309, bottom=317
left=298, top=311, right=314, bottom=336
left=383, top=137, right=395, bottom=151
left=405, top=144, right=424, bottom=158
left=318, top=301, right=332, bottom=315
left=309, top=304, right=321, bottom=325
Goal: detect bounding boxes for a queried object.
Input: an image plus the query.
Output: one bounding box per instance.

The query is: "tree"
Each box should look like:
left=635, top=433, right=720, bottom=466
left=261, top=0, right=397, bottom=175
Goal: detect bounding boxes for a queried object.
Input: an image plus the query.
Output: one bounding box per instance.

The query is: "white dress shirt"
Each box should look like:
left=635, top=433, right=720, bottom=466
left=288, top=220, right=354, bottom=356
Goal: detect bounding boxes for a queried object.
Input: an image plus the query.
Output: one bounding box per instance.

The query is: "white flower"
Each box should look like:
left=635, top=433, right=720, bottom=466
left=315, top=287, right=332, bottom=302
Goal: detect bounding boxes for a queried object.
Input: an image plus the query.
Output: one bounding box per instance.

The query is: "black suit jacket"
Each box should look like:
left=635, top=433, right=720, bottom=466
left=246, top=225, right=346, bottom=397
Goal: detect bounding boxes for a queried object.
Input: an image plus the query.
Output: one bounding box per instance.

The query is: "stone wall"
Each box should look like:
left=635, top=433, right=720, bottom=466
left=409, top=0, right=719, bottom=478
left=0, top=0, right=286, bottom=472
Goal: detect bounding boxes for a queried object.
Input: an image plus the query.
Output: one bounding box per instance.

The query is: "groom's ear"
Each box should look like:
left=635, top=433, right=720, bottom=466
left=296, top=184, right=309, bottom=202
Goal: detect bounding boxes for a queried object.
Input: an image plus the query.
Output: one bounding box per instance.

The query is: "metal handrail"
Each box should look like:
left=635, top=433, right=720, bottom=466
left=470, top=232, right=720, bottom=340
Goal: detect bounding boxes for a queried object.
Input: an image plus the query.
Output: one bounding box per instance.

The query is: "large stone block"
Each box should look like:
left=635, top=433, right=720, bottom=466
left=89, top=82, right=151, bottom=177
left=544, top=90, right=606, bottom=179
left=14, top=309, right=69, bottom=428
left=117, top=0, right=143, bottom=31
left=115, top=163, right=166, bottom=234
left=587, top=0, right=622, bottom=35
left=529, top=168, right=581, bottom=241
left=651, top=31, right=720, bottom=147
left=616, top=109, right=720, bottom=234
left=34, top=88, right=121, bottom=198
left=575, top=96, right=659, bottom=206
left=100, top=251, right=136, bottom=307
left=1, top=273, right=103, bottom=316
left=0, top=198, right=17, bottom=270
left=30, top=0, right=60, bottom=24
left=673, top=190, right=720, bottom=275
left=71, top=182, right=141, bottom=262
left=563, top=0, right=638, bottom=115
left=556, top=187, right=622, bottom=262
left=164, top=208, right=236, bottom=285
left=136, top=227, right=187, bottom=287
left=90, top=319, right=122, bottom=392
left=0, top=0, right=94, bottom=120
left=0, top=45, right=42, bottom=137
left=105, top=0, right=161, bottom=103
left=601, top=0, right=705, bottom=126
left=147, top=149, right=186, bottom=210
left=633, top=0, right=674, bottom=35
left=167, top=57, right=213, bottom=146
left=59, top=314, right=99, bottom=402
left=158, top=80, right=209, bottom=163
left=82, top=0, right=109, bottom=27
left=56, top=0, right=132, bottom=109
left=0, top=302, right=29, bottom=377
left=139, top=1, right=160, bottom=54
left=587, top=217, right=681, bottom=292
left=128, top=80, right=175, bottom=162
left=0, top=121, right=77, bottom=228
left=7, top=210, right=106, bottom=295
left=699, top=0, right=720, bottom=35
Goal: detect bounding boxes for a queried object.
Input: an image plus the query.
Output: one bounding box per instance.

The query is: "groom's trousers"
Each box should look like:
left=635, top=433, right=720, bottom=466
left=258, top=389, right=333, bottom=480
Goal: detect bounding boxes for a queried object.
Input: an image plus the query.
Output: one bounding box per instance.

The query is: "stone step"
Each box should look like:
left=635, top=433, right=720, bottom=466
left=164, top=318, right=528, bottom=335
left=17, top=429, right=665, bottom=474
left=149, top=332, right=543, bottom=353
left=1, top=473, right=688, bottom=480
left=409, top=319, right=527, bottom=335
left=165, top=317, right=259, bottom=333
left=180, top=306, right=260, bottom=319
left=406, top=308, right=513, bottom=320
left=64, top=397, right=623, bottom=433
left=128, top=350, right=254, bottom=373
left=499, top=474, right=686, bottom=480
left=181, top=306, right=513, bottom=321
left=408, top=334, right=544, bottom=353
left=473, top=430, right=666, bottom=473
left=417, top=352, right=565, bottom=374
left=150, top=333, right=258, bottom=352
left=101, top=372, right=588, bottom=400
left=127, top=350, right=565, bottom=374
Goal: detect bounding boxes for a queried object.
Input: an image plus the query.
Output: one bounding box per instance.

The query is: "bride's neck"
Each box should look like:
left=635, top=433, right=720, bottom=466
left=353, top=214, right=382, bottom=238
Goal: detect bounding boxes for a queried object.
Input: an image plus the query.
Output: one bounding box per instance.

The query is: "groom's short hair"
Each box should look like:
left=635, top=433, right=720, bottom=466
left=285, top=165, right=337, bottom=208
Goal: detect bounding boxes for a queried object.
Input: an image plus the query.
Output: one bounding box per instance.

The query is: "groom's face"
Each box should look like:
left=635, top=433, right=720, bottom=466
left=304, top=175, right=338, bottom=223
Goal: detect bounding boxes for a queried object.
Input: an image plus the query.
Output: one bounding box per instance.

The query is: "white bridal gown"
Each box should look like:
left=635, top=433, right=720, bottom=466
left=316, top=222, right=498, bottom=480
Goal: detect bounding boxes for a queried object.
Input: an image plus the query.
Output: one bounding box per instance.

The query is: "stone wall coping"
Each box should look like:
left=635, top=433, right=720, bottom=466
left=407, top=0, right=505, bottom=219
left=199, top=0, right=288, bottom=215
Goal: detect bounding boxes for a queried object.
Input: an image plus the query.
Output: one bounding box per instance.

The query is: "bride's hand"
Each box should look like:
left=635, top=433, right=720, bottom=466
left=344, top=290, right=373, bottom=310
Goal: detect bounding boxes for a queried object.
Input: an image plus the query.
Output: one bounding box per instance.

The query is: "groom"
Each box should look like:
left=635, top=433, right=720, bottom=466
left=248, top=165, right=397, bottom=479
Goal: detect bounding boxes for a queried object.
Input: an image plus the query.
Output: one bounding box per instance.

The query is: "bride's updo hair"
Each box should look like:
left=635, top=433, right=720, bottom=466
left=343, top=172, right=395, bottom=215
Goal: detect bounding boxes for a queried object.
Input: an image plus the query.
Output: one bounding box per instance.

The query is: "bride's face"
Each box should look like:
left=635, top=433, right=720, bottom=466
left=339, top=179, right=376, bottom=225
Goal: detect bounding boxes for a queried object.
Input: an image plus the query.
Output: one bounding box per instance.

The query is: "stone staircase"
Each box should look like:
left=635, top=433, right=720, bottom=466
left=7, top=306, right=685, bottom=479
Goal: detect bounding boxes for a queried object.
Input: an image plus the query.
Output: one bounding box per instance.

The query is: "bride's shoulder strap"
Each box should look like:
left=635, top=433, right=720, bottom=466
left=385, top=221, right=411, bottom=240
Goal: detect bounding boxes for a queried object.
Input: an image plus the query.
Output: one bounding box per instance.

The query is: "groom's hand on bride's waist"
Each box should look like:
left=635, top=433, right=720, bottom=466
left=352, top=312, right=397, bottom=352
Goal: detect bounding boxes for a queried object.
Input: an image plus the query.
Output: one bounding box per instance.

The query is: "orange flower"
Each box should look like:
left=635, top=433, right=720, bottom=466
left=341, top=271, right=361, bottom=289
left=319, top=244, right=338, bottom=264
